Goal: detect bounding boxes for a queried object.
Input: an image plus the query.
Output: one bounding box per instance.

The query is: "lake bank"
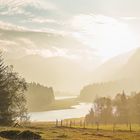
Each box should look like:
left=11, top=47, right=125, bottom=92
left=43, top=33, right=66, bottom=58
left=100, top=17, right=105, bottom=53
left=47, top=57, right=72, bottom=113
left=30, top=102, right=93, bottom=122
left=29, top=97, right=79, bottom=112
left=46, top=97, right=79, bottom=111
left=29, top=95, right=93, bottom=122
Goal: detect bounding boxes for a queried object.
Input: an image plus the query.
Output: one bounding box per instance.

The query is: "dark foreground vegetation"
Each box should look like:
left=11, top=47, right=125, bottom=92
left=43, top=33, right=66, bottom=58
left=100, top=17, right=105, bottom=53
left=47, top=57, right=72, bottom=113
left=0, top=52, right=28, bottom=126
left=0, top=130, right=41, bottom=140
left=0, top=122, right=140, bottom=140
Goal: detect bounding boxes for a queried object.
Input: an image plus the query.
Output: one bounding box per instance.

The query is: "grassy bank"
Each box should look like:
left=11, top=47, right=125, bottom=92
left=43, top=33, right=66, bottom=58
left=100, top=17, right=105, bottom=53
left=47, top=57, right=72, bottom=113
left=46, top=98, right=79, bottom=111
left=0, top=123, right=140, bottom=139
left=29, top=98, right=79, bottom=112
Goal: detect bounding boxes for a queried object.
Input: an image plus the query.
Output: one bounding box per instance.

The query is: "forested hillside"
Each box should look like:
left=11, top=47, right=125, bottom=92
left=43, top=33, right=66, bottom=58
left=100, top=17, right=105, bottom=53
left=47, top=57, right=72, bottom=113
left=80, top=48, right=140, bottom=102
left=79, top=79, right=140, bottom=102
left=25, top=83, right=55, bottom=112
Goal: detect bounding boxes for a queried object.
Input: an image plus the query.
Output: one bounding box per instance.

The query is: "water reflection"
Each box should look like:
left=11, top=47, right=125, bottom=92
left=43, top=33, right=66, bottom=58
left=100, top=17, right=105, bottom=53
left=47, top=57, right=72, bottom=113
left=30, top=103, right=93, bottom=122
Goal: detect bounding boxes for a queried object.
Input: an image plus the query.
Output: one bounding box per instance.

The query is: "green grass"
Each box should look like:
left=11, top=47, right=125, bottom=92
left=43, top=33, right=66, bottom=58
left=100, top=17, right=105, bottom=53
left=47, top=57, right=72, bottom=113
left=28, top=98, right=79, bottom=112
left=46, top=98, right=78, bottom=111
left=0, top=123, right=140, bottom=139
left=72, top=124, right=140, bottom=131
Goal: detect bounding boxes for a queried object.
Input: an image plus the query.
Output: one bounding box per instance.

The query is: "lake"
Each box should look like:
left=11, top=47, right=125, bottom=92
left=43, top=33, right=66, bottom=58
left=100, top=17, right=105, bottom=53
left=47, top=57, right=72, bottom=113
left=30, top=96, right=93, bottom=122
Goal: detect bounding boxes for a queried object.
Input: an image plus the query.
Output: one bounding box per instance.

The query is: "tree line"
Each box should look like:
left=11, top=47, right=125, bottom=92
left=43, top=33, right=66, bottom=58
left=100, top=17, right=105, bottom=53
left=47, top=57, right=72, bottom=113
left=26, top=82, right=54, bottom=112
left=80, top=80, right=140, bottom=102
left=85, top=91, right=140, bottom=125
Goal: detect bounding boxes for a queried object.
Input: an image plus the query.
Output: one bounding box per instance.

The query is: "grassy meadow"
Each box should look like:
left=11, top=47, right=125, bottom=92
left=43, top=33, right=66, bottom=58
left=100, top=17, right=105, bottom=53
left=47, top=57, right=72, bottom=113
left=0, top=122, right=140, bottom=139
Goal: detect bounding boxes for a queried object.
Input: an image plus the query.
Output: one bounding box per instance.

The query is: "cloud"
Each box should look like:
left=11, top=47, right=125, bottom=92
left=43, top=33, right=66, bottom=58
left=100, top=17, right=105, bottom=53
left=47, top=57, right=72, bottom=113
left=71, top=14, right=118, bottom=26
left=121, top=17, right=140, bottom=20
left=0, top=0, right=57, bottom=10
left=0, top=0, right=64, bottom=36
left=0, top=37, right=81, bottom=60
left=30, top=18, right=57, bottom=24
left=0, top=40, right=18, bottom=52
left=0, top=19, right=66, bottom=35
left=0, top=32, right=97, bottom=65
left=16, top=38, right=93, bottom=60
left=0, top=0, right=57, bottom=16
left=0, top=40, right=17, bottom=46
left=25, top=47, right=78, bottom=60
left=70, top=14, right=139, bottom=61
left=0, top=16, right=98, bottom=69
left=0, top=21, right=27, bottom=31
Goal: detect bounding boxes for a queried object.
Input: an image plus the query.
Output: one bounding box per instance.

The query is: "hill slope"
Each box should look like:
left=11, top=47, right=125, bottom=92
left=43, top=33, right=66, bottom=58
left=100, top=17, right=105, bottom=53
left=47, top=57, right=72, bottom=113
left=80, top=48, right=140, bottom=101
left=7, top=55, right=90, bottom=93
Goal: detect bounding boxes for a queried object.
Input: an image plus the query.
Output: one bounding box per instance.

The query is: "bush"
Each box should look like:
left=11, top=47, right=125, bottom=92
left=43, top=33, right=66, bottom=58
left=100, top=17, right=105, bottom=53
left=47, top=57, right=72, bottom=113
left=17, top=130, right=41, bottom=140
left=0, top=130, right=20, bottom=139
left=0, top=130, right=41, bottom=140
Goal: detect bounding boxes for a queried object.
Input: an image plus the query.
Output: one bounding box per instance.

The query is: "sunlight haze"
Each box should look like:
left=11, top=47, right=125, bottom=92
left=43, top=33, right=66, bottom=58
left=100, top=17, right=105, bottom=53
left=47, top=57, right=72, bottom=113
left=0, top=0, right=140, bottom=92
left=1, top=1, right=140, bottom=139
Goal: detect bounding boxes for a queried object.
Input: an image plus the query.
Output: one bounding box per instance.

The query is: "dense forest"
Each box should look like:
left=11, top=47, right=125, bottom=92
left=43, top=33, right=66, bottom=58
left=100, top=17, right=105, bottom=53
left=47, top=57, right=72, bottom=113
left=80, top=79, right=140, bottom=102
left=85, top=91, right=140, bottom=125
left=25, top=83, right=55, bottom=112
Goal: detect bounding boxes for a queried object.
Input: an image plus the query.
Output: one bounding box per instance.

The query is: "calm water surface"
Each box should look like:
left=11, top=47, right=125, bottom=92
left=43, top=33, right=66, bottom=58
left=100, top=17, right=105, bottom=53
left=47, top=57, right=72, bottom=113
left=30, top=96, right=93, bottom=122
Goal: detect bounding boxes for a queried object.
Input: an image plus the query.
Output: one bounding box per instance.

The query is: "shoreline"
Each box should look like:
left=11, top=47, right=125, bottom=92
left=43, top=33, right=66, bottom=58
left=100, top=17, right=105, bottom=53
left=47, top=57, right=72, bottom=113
left=28, top=97, right=79, bottom=112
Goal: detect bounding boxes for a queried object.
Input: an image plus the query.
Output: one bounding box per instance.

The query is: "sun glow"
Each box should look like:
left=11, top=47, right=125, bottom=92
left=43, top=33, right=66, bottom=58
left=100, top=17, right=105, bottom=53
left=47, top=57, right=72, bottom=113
left=71, top=14, right=139, bottom=61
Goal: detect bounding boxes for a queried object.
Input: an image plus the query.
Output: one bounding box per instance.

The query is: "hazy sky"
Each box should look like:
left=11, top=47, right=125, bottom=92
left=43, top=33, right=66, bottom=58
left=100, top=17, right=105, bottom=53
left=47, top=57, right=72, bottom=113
left=0, top=0, right=140, bottom=61
left=0, top=0, right=140, bottom=91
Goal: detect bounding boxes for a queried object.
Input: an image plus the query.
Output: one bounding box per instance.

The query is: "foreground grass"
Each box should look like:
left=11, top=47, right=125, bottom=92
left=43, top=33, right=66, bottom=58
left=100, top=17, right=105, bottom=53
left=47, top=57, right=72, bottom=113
left=0, top=123, right=140, bottom=139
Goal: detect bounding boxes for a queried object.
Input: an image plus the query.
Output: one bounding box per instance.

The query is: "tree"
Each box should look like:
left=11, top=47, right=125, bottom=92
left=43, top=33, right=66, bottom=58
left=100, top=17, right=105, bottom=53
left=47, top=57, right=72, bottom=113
left=0, top=52, right=28, bottom=125
left=94, top=97, right=113, bottom=124
left=85, top=108, right=94, bottom=125
left=128, top=92, right=140, bottom=124
left=114, top=91, right=129, bottom=124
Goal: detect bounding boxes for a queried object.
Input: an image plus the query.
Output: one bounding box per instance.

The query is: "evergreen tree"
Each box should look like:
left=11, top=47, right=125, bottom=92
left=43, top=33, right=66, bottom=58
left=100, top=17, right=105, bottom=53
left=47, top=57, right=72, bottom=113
left=85, top=108, right=94, bottom=124
left=0, top=52, right=27, bottom=126
left=114, top=91, right=129, bottom=124
left=94, top=97, right=113, bottom=124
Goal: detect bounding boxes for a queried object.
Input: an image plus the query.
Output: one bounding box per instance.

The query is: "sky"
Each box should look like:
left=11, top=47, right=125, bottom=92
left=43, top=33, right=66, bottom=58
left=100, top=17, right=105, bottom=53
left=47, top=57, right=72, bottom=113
left=0, top=0, right=140, bottom=92
left=0, top=0, right=140, bottom=61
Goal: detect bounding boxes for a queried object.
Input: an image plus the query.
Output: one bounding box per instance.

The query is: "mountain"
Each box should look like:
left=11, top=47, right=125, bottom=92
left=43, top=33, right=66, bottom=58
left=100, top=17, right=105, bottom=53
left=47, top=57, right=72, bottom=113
left=117, top=48, right=140, bottom=79
left=89, top=49, right=136, bottom=82
left=6, top=55, right=90, bottom=93
left=1, top=29, right=87, bottom=60
left=80, top=48, right=140, bottom=101
left=2, top=28, right=98, bottom=93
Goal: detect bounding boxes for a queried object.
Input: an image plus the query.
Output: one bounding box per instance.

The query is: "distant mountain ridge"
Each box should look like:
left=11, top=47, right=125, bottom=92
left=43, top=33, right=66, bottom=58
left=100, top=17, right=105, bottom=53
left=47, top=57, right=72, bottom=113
left=90, top=49, right=136, bottom=82
left=2, top=28, right=97, bottom=93
left=80, top=48, right=140, bottom=101
left=6, top=54, right=90, bottom=93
